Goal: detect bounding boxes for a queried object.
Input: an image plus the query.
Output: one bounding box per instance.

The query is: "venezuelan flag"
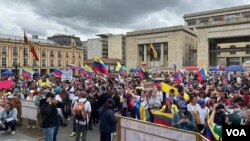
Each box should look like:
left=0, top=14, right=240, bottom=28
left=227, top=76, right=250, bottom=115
left=149, top=43, right=158, bottom=58
left=134, top=66, right=144, bottom=76
left=22, top=68, right=34, bottom=79
left=134, top=98, right=146, bottom=121
left=79, top=65, right=87, bottom=76
left=84, top=64, right=94, bottom=76
left=93, top=56, right=108, bottom=74
left=161, top=82, right=190, bottom=101
left=153, top=78, right=164, bottom=86
left=68, top=64, right=80, bottom=70
left=53, top=68, right=62, bottom=77
left=151, top=110, right=173, bottom=127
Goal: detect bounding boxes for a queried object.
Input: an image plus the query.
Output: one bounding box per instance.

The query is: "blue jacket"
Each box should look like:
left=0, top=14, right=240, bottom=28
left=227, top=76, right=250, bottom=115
left=0, top=108, right=18, bottom=123
left=172, top=111, right=196, bottom=131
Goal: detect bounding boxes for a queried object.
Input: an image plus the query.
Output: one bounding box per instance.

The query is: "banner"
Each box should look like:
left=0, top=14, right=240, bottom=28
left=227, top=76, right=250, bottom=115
left=21, top=100, right=38, bottom=120
left=61, top=70, right=73, bottom=81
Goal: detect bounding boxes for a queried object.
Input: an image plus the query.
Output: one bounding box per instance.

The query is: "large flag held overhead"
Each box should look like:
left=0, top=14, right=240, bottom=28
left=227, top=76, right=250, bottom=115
left=22, top=68, right=34, bottom=79
left=173, top=64, right=183, bottom=85
left=53, top=68, right=62, bottom=77
left=24, top=31, right=39, bottom=61
left=115, top=62, right=126, bottom=74
left=197, top=68, right=206, bottom=83
left=149, top=43, right=158, bottom=58
left=84, top=64, right=94, bottom=76
left=161, top=83, right=190, bottom=101
left=93, top=56, right=108, bottom=74
left=68, top=64, right=80, bottom=70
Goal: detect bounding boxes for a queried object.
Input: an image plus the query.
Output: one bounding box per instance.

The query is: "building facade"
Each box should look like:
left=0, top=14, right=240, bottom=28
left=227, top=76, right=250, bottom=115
left=86, top=38, right=103, bottom=59
left=126, top=26, right=197, bottom=68
left=0, top=34, right=84, bottom=76
left=82, top=41, right=88, bottom=60
left=184, top=4, right=250, bottom=67
left=108, top=34, right=126, bottom=62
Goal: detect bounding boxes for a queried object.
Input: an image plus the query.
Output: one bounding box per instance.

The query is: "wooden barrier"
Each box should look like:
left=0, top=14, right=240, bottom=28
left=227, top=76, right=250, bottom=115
left=117, top=116, right=209, bottom=141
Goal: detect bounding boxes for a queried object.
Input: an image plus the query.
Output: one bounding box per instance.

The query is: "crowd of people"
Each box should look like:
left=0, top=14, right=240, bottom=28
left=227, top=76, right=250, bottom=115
left=0, top=69, right=250, bottom=141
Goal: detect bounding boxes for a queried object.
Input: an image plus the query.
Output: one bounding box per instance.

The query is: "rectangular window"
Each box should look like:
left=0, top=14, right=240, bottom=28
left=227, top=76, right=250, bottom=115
left=66, top=51, right=69, bottom=57
left=50, top=50, right=54, bottom=57
left=66, top=60, right=69, bottom=66
left=50, top=59, right=54, bottom=67
left=33, top=59, right=37, bottom=66
left=217, top=46, right=221, bottom=55
left=13, top=47, right=18, bottom=56
left=42, top=59, right=46, bottom=67
left=72, top=60, right=75, bottom=64
left=2, top=57, right=7, bottom=67
left=227, top=57, right=240, bottom=66
left=73, top=51, right=75, bottom=58
left=213, top=16, right=224, bottom=22
left=243, top=57, right=250, bottom=63
left=13, top=58, right=18, bottom=66
left=2, top=46, right=6, bottom=55
left=243, top=12, right=250, bottom=18
left=246, top=45, right=250, bottom=54
left=199, top=18, right=209, bottom=24
left=79, top=52, right=81, bottom=58
left=42, top=49, right=46, bottom=58
left=187, top=20, right=196, bottom=26
left=23, top=48, right=28, bottom=57
left=23, top=58, right=28, bottom=66
left=58, top=60, right=62, bottom=67
left=58, top=51, right=62, bottom=58
left=230, top=45, right=236, bottom=54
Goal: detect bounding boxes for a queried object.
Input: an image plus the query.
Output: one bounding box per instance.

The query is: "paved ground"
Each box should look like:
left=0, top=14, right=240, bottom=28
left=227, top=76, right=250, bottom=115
left=0, top=120, right=117, bottom=141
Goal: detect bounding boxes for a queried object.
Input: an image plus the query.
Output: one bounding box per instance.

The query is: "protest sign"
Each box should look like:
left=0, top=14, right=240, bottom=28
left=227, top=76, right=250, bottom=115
left=61, top=70, right=73, bottom=81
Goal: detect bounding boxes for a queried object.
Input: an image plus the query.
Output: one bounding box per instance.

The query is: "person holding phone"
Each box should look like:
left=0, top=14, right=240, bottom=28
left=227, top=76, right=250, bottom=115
left=172, top=102, right=196, bottom=131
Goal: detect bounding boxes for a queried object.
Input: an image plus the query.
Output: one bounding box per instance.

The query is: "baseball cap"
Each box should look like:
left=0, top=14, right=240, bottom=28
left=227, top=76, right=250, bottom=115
left=199, top=99, right=205, bottom=105
left=180, top=101, right=187, bottom=109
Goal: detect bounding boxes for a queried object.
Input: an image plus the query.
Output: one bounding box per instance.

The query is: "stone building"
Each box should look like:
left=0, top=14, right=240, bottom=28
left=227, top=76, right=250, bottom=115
left=126, top=25, right=197, bottom=68
left=184, top=4, right=250, bottom=67
left=0, top=34, right=84, bottom=76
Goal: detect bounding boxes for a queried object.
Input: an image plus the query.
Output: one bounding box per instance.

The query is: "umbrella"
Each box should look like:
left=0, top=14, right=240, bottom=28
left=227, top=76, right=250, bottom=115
left=2, top=70, right=15, bottom=76
left=225, top=65, right=245, bottom=72
left=185, top=66, right=199, bottom=71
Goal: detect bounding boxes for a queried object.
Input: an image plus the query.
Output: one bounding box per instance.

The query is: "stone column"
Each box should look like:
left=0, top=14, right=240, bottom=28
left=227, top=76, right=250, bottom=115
left=144, top=45, right=147, bottom=64
left=161, top=43, right=164, bottom=66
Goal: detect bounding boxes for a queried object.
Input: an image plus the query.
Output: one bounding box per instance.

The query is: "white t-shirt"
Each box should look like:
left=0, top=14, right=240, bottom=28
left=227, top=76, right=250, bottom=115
left=73, top=98, right=92, bottom=125
left=187, top=103, right=199, bottom=112
left=197, top=106, right=209, bottom=125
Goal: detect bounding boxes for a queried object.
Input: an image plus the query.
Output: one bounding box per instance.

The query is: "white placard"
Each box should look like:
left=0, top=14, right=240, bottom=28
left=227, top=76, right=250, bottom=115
left=20, top=100, right=38, bottom=120
left=61, top=70, right=73, bottom=81
left=120, top=117, right=197, bottom=141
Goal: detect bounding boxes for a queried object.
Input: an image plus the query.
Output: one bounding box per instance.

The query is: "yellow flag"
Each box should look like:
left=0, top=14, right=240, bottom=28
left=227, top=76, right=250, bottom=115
left=161, top=83, right=190, bottom=101
left=149, top=43, right=158, bottom=58
left=115, top=62, right=121, bottom=72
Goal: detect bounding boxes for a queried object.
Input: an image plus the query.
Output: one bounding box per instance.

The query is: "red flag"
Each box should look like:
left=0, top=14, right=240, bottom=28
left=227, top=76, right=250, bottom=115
left=24, top=30, right=39, bottom=61
left=30, top=43, right=39, bottom=61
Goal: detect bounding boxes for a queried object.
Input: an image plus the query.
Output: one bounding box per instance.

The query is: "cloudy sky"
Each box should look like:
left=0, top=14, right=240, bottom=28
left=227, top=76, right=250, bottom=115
left=1, top=0, right=250, bottom=40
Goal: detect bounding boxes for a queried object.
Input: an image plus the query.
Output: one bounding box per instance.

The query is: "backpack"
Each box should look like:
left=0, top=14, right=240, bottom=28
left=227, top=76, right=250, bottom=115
left=74, top=99, right=87, bottom=121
